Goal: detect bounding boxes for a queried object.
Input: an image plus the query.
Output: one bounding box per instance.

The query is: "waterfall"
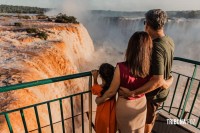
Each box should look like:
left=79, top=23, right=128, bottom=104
left=84, top=16, right=200, bottom=62
left=0, top=16, right=94, bottom=132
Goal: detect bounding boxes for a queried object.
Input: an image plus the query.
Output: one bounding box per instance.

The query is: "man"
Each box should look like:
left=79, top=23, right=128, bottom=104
left=120, top=9, right=175, bottom=133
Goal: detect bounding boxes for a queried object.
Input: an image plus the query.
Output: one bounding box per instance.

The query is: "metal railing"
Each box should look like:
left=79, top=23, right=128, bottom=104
left=160, top=57, right=200, bottom=130
left=0, top=57, right=200, bottom=132
left=0, top=72, right=93, bottom=133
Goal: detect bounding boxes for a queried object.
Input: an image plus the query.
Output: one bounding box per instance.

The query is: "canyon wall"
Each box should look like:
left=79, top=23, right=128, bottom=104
left=0, top=16, right=94, bottom=132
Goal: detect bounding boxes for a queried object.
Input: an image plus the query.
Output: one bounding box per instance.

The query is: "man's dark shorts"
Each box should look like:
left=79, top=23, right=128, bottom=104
left=146, top=98, right=162, bottom=124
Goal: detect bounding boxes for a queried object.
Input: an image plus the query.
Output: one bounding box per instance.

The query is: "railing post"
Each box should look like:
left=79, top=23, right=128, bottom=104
left=180, top=64, right=198, bottom=119
left=177, top=77, right=190, bottom=117
left=5, top=113, right=13, bottom=133
left=20, top=109, right=28, bottom=132
left=197, top=117, right=200, bottom=128
left=59, top=99, right=65, bottom=133
left=88, top=75, right=92, bottom=133
left=169, top=74, right=180, bottom=113
left=47, top=102, right=54, bottom=133
left=81, top=94, right=84, bottom=133
left=70, top=97, right=75, bottom=133
left=188, top=82, right=200, bottom=119
left=34, top=106, right=42, bottom=133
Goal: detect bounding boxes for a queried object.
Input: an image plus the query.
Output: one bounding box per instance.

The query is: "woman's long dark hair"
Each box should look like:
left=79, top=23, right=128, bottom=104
left=126, top=31, right=152, bottom=78
left=99, top=63, right=115, bottom=95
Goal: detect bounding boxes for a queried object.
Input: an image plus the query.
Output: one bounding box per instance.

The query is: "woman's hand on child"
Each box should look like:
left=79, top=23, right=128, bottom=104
left=95, top=97, right=103, bottom=105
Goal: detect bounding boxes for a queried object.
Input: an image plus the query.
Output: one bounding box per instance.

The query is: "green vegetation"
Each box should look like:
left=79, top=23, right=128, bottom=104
left=26, top=28, right=48, bottom=40
left=18, top=15, right=31, bottom=19
left=36, top=14, right=49, bottom=19
left=0, top=4, right=49, bottom=14
left=47, top=17, right=53, bottom=22
left=35, top=32, right=48, bottom=40
left=26, top=28, right=38, bottom=33
left=14, top=22, right=23, bottom=27
left=55, top=13, right=79, bottom=24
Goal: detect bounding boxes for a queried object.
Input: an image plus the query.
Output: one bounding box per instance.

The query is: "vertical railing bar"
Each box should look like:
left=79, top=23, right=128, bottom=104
left=177, top=77, right=190, bottom=117
left=70, top=97, right=75, bottom=133
left=59, top=99, right=65, bottom=133
left=161, top=72, right=180, bottom=109
left=188, top=82, right=200, bottom=119
left=81, top=94, right=84, bottom=133
left=161, top=102, right=164, bottom=109
left=180, top=65, right=198, bottom=119
left=5, top=113, right=13, bottom=133
left=34, top=106, right=42, bottom=133
left=169, top=74, right=180, bottom=113
left=20, top=109, right=28, bottom=133
left=88, top=75, right=92, bottom=133
left=196, top=117, right=200, bottom=128
left=47, top=102, right=54, bottom=133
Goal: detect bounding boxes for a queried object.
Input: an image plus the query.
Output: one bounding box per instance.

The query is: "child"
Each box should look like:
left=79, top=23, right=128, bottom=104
left=91, top=63, right=116, bottom=133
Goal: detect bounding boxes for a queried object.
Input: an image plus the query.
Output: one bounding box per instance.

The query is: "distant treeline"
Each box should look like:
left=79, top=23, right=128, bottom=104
left=0, top=5, right=50, bottom=14
left=91, top=10, right=200, bottom=19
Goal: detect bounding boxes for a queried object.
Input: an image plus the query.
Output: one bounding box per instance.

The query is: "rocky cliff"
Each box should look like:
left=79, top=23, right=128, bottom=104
left=0, top=16, right=94, bottom=132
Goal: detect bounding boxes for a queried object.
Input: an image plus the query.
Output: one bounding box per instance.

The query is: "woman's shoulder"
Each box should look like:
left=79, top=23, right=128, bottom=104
left=117, top=62, right=128, bottom=70
left=117, top=62, right=126, bottom=67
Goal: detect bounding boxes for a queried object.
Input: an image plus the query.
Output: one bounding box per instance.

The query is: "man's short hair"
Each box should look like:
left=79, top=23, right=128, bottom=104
left=145, top=9, right=167, bottom=30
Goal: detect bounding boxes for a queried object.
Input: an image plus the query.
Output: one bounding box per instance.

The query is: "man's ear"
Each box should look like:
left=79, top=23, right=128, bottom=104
left=145, top=24, right=149, bottom=32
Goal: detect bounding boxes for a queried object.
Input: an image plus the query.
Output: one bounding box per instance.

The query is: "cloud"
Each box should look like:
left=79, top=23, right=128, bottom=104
left=57, top=0, right=91, bottom=15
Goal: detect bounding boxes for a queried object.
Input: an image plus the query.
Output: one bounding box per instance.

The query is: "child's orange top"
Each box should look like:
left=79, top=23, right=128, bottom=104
left=92, top=84, right=116, bottom=133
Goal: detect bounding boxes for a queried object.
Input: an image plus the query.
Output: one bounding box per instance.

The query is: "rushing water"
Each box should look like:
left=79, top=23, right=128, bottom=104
left=84, top=16, right=200, bottom=62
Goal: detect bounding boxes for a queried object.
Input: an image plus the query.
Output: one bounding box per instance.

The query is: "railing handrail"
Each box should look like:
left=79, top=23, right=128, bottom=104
left=0, top=71, right=93, bottom=133
left=0, top=71, right=91, bottom=93
left=0, top=90, right=90, bottom=115
left=174, top=57, right=200, bottom=65
left=0, top=57, right=199, bottom=94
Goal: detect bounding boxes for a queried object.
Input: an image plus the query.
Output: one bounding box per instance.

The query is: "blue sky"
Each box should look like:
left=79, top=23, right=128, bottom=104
left=0, top=0, right=200, bottom=11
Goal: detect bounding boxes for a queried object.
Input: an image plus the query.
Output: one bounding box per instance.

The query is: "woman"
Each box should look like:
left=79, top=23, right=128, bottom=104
left=96, top=31, right=173, bottom=133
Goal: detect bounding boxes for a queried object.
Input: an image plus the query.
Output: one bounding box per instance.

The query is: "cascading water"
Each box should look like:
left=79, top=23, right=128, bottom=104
left=0, top=16, right=94, bottom=132
left=84, top=15, right=200, bottom=63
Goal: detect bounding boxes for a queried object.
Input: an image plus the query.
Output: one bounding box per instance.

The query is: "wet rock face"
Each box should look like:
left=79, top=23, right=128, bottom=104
left=0, top=68, right=22, bottom=86
left=0, top=16, right=94, bottom=132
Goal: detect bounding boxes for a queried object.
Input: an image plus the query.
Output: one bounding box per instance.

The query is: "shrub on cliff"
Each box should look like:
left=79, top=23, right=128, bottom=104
left=14, top=22, right=23, bottom=27
left=47, top=17, right=53, bottom=22
left=34, top=32, right=48, bottom=40
left=18, top=15, right=31, bottom=19
left=55, top=13, right=79, bottom=24
left=26, top=28, right=38, bottom=33
left=26, top=28, right=48, bottom=40
left=36, top=14, right=48, bottom=20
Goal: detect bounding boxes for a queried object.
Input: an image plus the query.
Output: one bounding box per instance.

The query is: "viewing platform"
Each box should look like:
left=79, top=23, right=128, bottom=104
left=0, top=57, right=199, bottom=133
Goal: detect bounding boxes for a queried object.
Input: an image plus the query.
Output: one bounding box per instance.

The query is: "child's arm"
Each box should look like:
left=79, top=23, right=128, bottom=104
left=91, top=70, right=102, bottom=96
left=91, top=70, right=99, bottom=85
